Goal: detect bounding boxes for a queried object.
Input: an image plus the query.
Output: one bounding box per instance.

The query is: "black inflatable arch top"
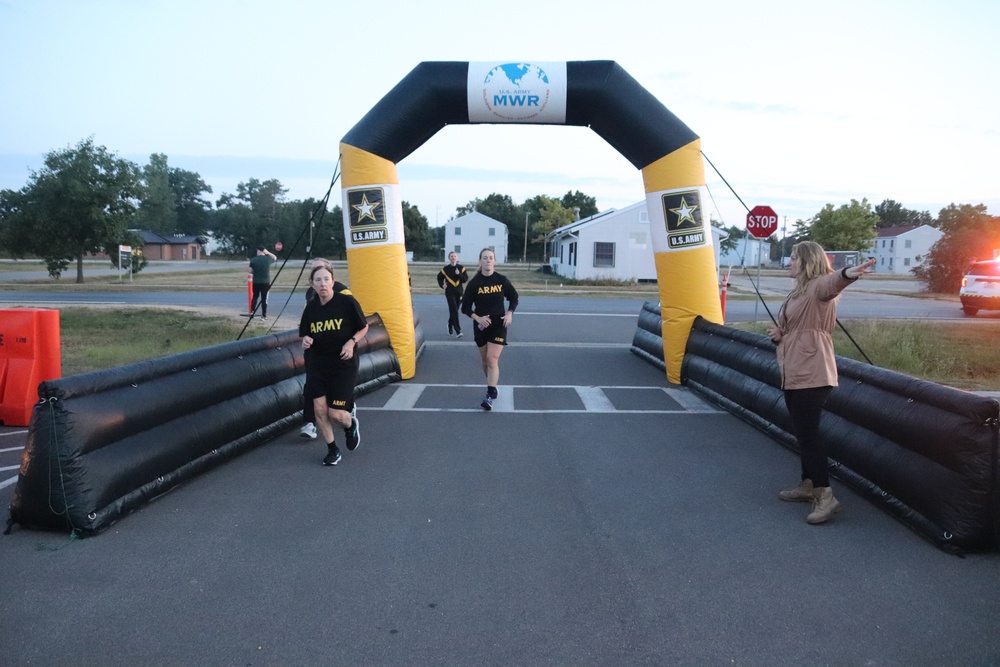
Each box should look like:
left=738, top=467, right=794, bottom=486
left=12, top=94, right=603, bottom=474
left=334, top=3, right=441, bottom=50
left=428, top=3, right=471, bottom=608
left=342, top=61, right=698, bottom=169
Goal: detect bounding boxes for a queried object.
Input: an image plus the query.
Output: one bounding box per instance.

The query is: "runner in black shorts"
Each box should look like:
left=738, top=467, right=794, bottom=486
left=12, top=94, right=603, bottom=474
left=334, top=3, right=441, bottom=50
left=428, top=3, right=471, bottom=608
left=299, top=262, right=368, bottom=466
left=299, top=258, right=352, bottom=440
left=460, top=247, right=519, bottom=411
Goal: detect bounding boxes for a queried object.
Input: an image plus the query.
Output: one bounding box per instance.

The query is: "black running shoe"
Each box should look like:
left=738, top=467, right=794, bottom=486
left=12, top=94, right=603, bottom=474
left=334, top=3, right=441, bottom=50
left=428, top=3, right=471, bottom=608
left=322, top=445, right=342, bottom=466
left=345, top=416, right=361, bottom=451
left=480, top=394, right=493, bottom=411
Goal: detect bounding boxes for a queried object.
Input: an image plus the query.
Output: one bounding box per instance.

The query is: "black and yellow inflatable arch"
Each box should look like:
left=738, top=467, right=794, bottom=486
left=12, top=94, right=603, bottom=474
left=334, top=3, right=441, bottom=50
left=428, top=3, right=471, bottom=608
left=341, top=61, right=722, bottom=382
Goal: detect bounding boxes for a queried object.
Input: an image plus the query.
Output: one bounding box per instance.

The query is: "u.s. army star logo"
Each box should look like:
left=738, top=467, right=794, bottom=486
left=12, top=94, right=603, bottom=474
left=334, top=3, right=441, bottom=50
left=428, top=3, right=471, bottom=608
left=661, top=190, right=706, bottom=249
left=348, top=188, right=385, bottom=228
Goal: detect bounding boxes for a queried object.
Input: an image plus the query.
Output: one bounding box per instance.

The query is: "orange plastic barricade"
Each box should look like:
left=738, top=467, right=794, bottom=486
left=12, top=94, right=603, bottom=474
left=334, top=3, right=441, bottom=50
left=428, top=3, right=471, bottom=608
left=0, top=309, right=62, bottom=426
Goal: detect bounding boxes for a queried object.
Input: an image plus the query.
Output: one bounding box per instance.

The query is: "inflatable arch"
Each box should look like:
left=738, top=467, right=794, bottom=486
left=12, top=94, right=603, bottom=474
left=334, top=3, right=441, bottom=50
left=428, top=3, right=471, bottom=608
left=340, top=61, right=723, bottom=382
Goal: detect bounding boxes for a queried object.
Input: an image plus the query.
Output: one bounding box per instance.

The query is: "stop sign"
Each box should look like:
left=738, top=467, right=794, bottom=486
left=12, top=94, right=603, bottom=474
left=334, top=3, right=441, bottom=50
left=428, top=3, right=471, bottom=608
left=275, top=242, right=283, bottom=251
left=746, top=206, right=778, bottom=239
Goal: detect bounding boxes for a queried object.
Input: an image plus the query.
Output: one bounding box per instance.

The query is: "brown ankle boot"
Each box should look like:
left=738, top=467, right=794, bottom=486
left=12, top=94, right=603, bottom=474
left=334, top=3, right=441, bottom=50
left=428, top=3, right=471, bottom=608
left=778, top=478, right=814, bottom=502
left=806, top=486, right=841, bottom=524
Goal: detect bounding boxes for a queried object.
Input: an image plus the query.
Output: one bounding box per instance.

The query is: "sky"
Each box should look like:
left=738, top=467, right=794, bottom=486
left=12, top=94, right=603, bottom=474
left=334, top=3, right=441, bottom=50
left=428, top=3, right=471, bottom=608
left=1, top=0, right=997, bottom=233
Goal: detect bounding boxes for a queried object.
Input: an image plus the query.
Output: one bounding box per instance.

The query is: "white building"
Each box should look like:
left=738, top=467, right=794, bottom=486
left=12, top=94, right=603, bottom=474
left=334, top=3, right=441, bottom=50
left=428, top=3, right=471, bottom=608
left=869, top=224, right=943, bottom=275
left=718, top=237, right=773, bottom=268
left=548, top=201, right=726, bottom=282
left=443, top=211, right=508, bottom=263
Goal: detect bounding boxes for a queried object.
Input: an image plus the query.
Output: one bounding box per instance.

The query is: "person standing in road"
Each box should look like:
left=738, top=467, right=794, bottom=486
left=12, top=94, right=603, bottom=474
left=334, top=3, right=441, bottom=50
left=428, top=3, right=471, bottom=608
left=299, top=262, right=368, bottom=466
left=767, top=242, right=876, bottom=524
left=438, top=251, right=468, bottom=337
left=461, top=247, right=519, bottom=411
left=249, top=245, right=277, bottom=321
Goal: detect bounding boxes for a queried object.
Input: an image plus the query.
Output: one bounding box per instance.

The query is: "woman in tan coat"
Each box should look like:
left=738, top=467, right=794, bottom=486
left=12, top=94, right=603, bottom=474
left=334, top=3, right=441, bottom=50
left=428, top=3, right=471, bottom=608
left=768, top=242, right=876, bottom=524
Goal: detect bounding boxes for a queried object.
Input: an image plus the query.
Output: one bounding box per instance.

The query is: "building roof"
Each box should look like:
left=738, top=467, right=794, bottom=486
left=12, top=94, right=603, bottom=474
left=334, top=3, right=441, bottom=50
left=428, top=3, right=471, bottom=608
left=875, top=225, right=926, bottom=238
left=449, top=211, right=507, bottom=229
left=131, top=230, right=203, bottom=245
left=551, top=207, right=621, bottom=237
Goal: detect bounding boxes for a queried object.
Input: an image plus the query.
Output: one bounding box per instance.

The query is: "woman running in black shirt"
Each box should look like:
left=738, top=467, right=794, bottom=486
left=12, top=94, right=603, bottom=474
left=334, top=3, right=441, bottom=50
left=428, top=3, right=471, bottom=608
left=460, top=247, right=519, bottom=410
left=299, top=262, right=369, bottom=466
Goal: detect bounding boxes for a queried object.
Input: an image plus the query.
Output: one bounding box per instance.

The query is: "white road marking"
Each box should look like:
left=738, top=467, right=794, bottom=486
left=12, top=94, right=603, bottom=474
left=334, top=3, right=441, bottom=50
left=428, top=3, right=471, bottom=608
left=362, top=384, right=721, bottom=414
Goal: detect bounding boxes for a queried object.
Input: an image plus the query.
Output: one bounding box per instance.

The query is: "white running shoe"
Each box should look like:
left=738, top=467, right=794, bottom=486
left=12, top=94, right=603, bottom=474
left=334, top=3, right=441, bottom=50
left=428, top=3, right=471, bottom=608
left=300, top=422, right=317, bottom=439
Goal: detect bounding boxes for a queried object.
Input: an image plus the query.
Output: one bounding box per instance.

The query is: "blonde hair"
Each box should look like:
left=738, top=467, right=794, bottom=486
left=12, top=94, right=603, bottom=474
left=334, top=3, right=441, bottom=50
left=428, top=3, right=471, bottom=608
left=790, top=241, right=832, bottom=295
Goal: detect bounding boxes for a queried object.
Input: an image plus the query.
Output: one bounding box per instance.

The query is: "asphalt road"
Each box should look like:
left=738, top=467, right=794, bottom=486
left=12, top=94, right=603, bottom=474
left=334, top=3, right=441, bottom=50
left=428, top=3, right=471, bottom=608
left=1, top=288, right=999, bottom=665
left=0, top=287, right=983, bottom=323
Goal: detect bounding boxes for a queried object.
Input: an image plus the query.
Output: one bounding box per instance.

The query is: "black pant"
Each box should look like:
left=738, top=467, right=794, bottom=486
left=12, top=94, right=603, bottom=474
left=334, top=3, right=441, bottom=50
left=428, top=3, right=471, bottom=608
left=251, top=283, right=270, bottom=317
left=784, top=386, right=833, bottom=487
left=445, top=291, right=462, bottom=334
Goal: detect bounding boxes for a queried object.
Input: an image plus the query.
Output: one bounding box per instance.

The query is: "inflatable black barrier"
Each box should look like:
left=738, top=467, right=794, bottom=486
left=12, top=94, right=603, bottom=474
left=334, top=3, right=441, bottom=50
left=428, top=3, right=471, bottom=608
left=631, top=301, right=1000, bottom=553
left=6, top=313, right=405, bottom=536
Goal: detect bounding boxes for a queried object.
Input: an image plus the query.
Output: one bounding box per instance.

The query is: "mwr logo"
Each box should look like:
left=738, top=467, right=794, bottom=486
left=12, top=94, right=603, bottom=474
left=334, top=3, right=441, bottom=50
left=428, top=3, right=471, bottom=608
left=661, top=190, right=706, bottom=250
left=348, top=188, right=386, bottom=228
left=481, top=63, right=551, bottom=121
left=351, top=228, right=388, bottom=244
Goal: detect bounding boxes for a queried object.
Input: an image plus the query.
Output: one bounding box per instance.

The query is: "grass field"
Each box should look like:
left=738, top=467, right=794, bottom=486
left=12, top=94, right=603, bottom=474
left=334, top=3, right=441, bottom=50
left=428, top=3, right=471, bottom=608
left=734, top=319, right=1000, bottom=391
left=0, top=258, right=663, bottom=297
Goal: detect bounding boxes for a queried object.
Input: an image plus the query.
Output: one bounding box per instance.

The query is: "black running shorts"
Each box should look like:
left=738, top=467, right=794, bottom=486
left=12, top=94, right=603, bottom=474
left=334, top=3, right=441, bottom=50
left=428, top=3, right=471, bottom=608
left=473, top=317, right=508, bottom=348
left=304, top=355, right=358, bottom=412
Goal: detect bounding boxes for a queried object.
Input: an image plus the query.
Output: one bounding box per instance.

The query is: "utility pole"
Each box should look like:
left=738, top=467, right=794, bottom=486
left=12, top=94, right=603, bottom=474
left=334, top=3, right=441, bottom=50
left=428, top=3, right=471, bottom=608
left=523, top=211, right=529, bottom=263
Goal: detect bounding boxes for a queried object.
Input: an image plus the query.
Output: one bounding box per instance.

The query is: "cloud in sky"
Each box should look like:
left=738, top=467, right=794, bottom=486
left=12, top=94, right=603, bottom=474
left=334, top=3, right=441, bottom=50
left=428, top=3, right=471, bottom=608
left=1, top=0, right=997, bottom=231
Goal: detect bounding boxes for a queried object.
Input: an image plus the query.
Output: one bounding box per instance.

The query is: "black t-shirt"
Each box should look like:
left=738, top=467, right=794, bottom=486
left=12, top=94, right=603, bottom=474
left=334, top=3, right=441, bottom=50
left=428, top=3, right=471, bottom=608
left=461, top=271, right=519, bottom=319
left=298, top=293, right=366, bottom=367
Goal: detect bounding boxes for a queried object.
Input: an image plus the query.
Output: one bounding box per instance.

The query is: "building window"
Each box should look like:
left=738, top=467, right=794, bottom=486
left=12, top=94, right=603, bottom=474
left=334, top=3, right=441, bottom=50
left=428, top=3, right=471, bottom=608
left=904, top=257, right=911, bottom=266
left=594, top=242, right=615, bottom=267
left=489, top=227, right=495, bottom=237
left=455, top=227, right=461, bottom=236
left=890, top=240, right=894, bottom=248
left=639, top=210, right=649, bottom=223
left=454, top=245, right=461, bottom=253
left=905, top=239, right=912, bottom=248
left=569, top=241, right=577, bottom=267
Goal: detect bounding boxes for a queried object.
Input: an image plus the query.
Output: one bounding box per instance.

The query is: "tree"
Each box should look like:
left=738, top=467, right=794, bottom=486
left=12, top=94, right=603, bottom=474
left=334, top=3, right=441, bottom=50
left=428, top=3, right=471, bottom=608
left=714, top=219, right=742, bottom=254
left=455, top=190, right=601, bottom=262
left=169, top=166, right=213, bottom=235
left=874, top=199, right=934, bottom=229
left=560, top=190, right=598, bottom=219
left=401, top=201, right=434, bottom=259
left=913, top=203, right=1000, bottom=293
left=531, top=196, right=575, bottom=259
left=801, top=198, right=879, bottom=252
left=136, top=153, right=178, bottom=235
left=213, top=178, right=289, bottom=255
left=0, top=138, right=141, bottom=282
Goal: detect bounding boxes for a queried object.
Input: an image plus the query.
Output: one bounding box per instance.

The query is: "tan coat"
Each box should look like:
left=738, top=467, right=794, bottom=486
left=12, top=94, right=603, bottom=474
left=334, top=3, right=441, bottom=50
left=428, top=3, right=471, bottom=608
left=773, top=271, right=856, bottom=390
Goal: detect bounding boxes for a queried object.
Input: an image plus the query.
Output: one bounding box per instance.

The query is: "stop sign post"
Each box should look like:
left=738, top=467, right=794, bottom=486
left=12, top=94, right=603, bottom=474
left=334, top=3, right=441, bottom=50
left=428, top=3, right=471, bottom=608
left=745, top=205, right=778, bottom=324
left=746, top=205, right=778, bottom=239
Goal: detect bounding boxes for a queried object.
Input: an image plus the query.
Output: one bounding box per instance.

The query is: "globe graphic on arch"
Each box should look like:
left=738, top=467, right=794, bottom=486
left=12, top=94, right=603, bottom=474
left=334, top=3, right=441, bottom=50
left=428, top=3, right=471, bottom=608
left=483, top=63, right=550, bottom=88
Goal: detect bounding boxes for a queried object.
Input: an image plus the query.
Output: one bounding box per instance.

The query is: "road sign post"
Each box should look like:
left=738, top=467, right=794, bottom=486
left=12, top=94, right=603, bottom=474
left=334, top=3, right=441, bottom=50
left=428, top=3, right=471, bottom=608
left=746, top=207, right=778, bottom=323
